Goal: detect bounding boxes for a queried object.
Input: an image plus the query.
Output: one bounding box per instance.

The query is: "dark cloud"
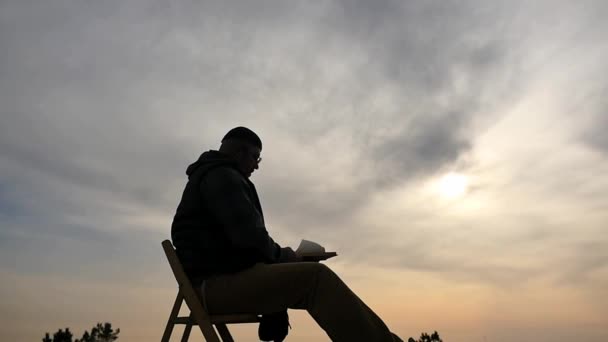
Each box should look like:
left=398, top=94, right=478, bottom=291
left=370, top=111, right=471, bottom=186
left=328, top=1, right=512, bottom=85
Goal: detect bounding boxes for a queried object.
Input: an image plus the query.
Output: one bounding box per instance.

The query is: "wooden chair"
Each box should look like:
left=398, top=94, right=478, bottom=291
left=161, top=240, right=261, bottom=342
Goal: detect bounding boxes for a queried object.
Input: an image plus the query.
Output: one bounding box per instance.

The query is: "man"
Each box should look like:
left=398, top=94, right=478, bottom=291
left=171, top=127, right=403, bottom=342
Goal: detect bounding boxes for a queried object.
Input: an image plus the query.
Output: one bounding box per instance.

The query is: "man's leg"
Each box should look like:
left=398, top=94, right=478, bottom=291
left=202, top=262, right=402, bottom=342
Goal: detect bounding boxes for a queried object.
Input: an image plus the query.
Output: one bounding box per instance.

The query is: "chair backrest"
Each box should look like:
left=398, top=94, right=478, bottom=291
left=162, top=240, right=212, bottom=320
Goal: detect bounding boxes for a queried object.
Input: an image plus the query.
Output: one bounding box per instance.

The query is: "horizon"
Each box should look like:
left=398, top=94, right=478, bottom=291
left=1, top=1, right=607, bottom=341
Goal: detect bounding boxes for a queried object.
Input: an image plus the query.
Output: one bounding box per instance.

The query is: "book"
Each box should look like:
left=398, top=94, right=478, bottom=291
left=295, top=239, right=337, bottom=261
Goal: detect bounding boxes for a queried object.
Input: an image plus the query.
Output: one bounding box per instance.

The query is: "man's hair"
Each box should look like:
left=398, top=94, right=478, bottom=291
left=221, top=126, right=262, bottom=150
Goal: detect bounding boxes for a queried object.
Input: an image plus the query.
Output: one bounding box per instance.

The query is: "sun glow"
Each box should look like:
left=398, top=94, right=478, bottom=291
left=437, top=172, right=469, bottom=199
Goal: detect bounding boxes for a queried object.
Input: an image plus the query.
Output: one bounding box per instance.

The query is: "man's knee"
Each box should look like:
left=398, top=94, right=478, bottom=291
left=298, top=261, right=333, bottom=276
left=314, top=262, right=333, bottom=276
left=284, top=262, right=336, bottom=288
left=303, top=262, right=342, bottom=288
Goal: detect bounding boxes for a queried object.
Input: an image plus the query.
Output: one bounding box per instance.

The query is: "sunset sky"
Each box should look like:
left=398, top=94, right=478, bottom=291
left=1, top=1, right=607, bottom=341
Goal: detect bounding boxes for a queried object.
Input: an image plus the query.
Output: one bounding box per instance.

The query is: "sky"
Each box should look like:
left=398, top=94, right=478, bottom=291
left=1, top=0, right=607, bottom=341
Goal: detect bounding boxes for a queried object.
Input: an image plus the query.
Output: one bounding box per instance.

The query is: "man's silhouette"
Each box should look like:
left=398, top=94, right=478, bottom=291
left=171, top=127, right=403, bottom=341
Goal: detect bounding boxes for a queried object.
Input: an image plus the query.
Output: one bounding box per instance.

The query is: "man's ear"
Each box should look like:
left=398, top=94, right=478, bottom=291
left=234, top=147, right=248, bottom=162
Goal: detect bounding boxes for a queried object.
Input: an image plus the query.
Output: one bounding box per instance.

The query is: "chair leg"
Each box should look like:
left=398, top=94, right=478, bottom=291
left=185, top=293, right=221, bottom=342
left=215, top=324, right=234, bottom=342
left=180, top=313, right=193, bottom=342
left=161, top=292, right=184, bottom=342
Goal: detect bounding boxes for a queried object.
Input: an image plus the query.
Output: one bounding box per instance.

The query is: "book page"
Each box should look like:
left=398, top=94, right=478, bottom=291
left=295, top=239, right=325, bottom=255
left=295, top=239, right=337, bottom=261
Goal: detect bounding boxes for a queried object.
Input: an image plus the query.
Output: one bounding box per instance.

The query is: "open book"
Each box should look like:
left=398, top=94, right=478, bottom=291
left=295, top=239, right=338, bottom=262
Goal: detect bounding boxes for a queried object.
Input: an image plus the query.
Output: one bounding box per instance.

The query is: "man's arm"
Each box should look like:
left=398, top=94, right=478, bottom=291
left=202, top=166, right=297, bottom=263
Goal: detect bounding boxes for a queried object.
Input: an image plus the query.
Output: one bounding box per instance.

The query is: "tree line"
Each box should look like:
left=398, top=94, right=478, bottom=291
left=42, top=322, right=119, bottom=342
left=408, top=330, right=443, bottom=342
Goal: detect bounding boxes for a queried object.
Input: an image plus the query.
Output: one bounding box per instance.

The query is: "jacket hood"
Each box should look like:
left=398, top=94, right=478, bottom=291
left=186, top=150, right=237, bottom=179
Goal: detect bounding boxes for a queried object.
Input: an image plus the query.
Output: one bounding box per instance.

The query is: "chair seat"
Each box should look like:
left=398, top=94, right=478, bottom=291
left=173, top=314, right=260, bottom=325
left=210, top=314, right=261, bottom=324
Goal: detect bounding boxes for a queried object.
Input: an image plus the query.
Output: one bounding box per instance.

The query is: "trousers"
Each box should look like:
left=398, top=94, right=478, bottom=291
left=201, top=262, right=403, bottom=342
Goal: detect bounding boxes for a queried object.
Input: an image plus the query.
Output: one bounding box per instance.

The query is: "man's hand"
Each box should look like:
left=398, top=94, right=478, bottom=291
left=279, top=247, right=303, bottom=263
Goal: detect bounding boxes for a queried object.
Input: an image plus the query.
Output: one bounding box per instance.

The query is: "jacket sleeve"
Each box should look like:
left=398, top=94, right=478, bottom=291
left=201, top=166, right=295, bottom=263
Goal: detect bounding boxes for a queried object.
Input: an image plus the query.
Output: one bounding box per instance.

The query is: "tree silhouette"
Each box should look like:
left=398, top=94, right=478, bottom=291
left=95, top=322, right=120, bottom=342
left=44, top=323, right=119, bottom=342
left=408, top=330, right=443, bottom=342
left=43, top=328, right=72, bottom=342
left=74, top=330, right=93, bottom=342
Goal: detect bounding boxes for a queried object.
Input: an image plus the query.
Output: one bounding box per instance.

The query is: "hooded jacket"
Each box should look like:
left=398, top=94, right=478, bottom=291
left=171, top=150, right=294, bottom=283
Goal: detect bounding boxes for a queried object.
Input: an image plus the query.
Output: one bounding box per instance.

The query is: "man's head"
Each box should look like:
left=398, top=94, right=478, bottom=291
left=219, top=127, right=262, bottom=178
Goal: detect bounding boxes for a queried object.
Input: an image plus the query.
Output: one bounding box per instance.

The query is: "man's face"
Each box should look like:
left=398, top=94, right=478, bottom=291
left=236, top=145, right=261, bottom=178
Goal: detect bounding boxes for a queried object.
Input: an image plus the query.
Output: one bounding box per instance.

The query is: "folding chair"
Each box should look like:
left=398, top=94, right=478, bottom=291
left=161, top=240, right=261, bottom=342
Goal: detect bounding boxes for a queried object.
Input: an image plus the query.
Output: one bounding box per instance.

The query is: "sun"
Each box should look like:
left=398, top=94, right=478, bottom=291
left=437, top=172, right=469, bottom=199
